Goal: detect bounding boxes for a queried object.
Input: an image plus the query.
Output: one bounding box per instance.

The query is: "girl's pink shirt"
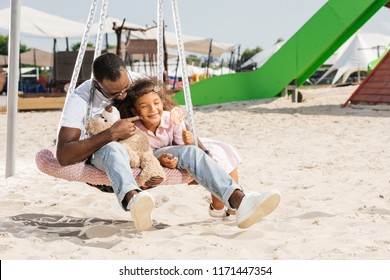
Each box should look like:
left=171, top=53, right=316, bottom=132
left=134, top=111, right=185, bottom=150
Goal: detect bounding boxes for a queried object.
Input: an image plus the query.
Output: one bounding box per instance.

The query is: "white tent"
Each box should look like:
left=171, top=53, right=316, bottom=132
left=0, top=6, right=235, bottom=57
left=109, top=20, right=236, bottom=57
left=241, top=41, right=284, bottom=69
left=318, top=32, right=390, bottom=84
left=0, top=6, right=87, bottom=38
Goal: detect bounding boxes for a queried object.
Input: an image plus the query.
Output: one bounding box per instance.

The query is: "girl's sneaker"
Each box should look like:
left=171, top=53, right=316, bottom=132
left=208, top=203, right=230, bottom=218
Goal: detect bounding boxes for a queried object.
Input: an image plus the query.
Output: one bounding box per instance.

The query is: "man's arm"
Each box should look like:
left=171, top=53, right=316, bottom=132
left=56, top=116, right=140, bottom=166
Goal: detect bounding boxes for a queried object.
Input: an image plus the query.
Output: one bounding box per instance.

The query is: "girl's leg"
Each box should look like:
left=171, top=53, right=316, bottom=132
left=154, top=145, right=242, bottom=207
left=211, top=168, right=238, bottom=215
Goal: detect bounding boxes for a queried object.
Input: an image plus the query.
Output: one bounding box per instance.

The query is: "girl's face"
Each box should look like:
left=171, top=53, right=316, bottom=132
left=132, top=92, right=163, bottom=131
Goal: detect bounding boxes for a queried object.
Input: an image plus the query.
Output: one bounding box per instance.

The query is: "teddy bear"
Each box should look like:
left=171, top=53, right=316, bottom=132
left=85, top=105, right=166, bottom=187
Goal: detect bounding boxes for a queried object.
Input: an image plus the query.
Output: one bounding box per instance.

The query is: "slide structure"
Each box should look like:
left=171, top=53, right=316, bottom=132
left=174, top=0, right=389, bottom=106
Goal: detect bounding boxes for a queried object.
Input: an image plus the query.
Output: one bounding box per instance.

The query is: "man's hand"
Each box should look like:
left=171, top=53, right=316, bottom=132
left=158, top=153, right=178, bottom=169
left=110, top=116, right=140, bottom=141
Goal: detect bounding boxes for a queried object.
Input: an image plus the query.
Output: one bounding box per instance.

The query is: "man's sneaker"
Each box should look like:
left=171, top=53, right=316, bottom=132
left=127, top=191, right=155, bottom=231
left=236, top=190, right=281, bottom=229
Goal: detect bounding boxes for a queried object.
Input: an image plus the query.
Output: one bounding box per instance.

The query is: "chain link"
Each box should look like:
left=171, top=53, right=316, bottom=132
left=171, top=0, right=197, bottom=145
left=94, top=0, right=109, bottom=61
left=67, top=0, right=98, bottom=95
left=156, top=0, right=165, bottom=88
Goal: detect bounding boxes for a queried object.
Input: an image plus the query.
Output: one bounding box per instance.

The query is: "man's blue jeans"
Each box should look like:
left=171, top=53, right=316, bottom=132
left=91, top=141, right=140, bottom=210
left=153, top=145, right=242, bottom=208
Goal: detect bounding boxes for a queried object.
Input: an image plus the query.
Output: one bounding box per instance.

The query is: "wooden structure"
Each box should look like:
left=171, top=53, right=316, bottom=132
left=54, top=50, right=95, bottom=82
left=342, top=50, right=390, bottom=107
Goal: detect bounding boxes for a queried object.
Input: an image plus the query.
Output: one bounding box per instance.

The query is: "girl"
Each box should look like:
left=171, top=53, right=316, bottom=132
left=115, top=79, right=240, bottom=218
left=114, top=79, right=280, bottom=227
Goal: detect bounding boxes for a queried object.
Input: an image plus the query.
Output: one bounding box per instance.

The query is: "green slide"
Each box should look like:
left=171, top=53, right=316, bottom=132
left=368, top=47, right=389, bottom=73
left=174, top=0, right=389, bottom=106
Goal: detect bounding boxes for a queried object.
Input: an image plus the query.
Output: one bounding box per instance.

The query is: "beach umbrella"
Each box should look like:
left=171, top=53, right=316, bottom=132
left=20, top=48, right=53, bottom=67
left=0, top=54, right=8, bottom=65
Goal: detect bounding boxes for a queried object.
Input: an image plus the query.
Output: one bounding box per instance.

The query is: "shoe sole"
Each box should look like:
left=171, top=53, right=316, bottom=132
left=237, top=191, right=281, bottom=229
left=130, top=193, right=154, bottom=231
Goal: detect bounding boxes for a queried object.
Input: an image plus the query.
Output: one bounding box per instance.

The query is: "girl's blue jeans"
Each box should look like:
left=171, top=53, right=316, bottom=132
left=153, top=145, right=242, bottom=207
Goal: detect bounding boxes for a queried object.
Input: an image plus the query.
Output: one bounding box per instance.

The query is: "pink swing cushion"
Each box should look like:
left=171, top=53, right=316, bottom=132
left=35, top=146, right=194, bottom=192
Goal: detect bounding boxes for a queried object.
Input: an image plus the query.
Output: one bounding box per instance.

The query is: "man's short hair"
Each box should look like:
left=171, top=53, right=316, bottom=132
left=92, top=53, right=126, bottom=82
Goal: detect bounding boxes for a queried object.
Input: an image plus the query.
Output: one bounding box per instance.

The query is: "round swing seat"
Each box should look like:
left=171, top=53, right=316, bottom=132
left=35, top=146, right=194, bottom=192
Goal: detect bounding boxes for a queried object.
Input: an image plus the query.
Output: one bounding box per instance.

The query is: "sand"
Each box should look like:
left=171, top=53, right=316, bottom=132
left=1, top=85, right=390, bottom=260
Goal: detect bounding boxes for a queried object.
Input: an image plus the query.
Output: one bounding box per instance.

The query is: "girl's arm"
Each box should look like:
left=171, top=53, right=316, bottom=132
left=196, top=137, right=212, bottom=157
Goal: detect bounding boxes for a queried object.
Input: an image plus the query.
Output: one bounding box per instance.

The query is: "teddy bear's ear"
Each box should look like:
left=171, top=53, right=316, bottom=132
left=102, top=106, right=120, bottom=123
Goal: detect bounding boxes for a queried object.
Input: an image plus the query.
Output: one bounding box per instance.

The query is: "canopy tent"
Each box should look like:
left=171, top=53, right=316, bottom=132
left=104, top=17, right=236, bottom=57
left=0, top=6, right=235, bottom=57
left=167, top=64, right=235, bottom=77
left=0, top=6, right=87, bottom=38
left=317, top=32, right=390, bottom=84
left=0, top=48, right=53, bottom=67
left=20, top=48, right=53, bottom=67
left=0, top=54, right=7, bottom=65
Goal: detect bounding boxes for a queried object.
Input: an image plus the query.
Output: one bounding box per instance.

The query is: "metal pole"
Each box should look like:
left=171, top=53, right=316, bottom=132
left=206, top=39, right=212, bottom=78
left=6, top=0, right=21, bottom=178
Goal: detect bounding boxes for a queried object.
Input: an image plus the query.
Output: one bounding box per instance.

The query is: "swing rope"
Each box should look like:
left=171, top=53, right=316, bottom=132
left=93, top=0, right=109, bottom=61
left=156, top=0, right=165, bottom=88
left=170, top=0, right=198, bottom=145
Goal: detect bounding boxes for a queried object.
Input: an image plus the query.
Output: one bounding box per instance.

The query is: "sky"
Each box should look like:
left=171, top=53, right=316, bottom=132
left=0, top=0, right=389, bottom=57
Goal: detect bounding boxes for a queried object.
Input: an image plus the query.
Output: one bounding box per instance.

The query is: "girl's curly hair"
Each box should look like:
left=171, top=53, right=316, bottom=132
left=114, top=78, right=177, bottom=119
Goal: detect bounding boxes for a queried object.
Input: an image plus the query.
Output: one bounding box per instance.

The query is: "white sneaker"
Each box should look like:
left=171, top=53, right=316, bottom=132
left=236, top=189, right=281, bottom=229
left=208, top=203, right=230, bottom=218
left=127, top=191, right=155, bottom=231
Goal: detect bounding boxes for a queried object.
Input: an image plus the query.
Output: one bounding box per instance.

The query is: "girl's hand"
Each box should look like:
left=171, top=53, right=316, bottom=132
left=158, top=153, right=178, bottom=169
left=182, top=131, right=194, bottom=145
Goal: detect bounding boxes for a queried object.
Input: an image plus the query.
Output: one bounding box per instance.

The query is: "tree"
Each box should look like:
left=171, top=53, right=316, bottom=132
left=71, top=42, right=95, bottom=51
left=0, top=35, right=30, bottom=55
left=186, top=54, right=202, bottom=66
left=275, top=38, right=284, bottom=44
left=240, top=46, right=263, bottom=65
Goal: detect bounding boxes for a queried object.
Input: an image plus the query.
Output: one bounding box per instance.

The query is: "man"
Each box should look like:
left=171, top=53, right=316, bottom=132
left=56, top=53, right=281, bottom=232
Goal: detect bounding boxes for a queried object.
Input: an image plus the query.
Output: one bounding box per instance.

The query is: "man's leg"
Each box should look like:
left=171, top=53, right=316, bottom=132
left=91, top=142, right=154, bottom=231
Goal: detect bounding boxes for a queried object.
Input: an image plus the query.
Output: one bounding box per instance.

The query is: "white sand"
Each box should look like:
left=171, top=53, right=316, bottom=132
left=1, top=85, right=390, bottom=260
